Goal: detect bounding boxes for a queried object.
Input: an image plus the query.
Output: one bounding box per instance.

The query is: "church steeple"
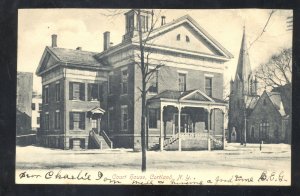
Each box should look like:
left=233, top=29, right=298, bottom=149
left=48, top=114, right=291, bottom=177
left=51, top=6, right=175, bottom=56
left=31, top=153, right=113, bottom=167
left=234, top=26, right=253, bottom=95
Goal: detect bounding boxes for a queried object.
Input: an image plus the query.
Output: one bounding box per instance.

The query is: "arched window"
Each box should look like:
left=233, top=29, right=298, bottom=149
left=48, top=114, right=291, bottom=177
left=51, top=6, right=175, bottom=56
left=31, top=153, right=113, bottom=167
left=186, top=35, right=190, bottom=42
left=176, top=34, right=180, bottom=41
left=259, top=120, right=269, bottom=141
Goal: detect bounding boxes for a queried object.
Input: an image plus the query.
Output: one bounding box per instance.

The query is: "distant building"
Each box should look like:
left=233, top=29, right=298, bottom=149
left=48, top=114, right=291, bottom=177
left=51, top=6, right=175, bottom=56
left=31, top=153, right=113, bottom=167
left=16, top=72, right=33, bottom=135
left=36, top=10, right=233, bottom=150
left=31, top=92, right=42, bottom=131
left=228, top=27, right=291, bottom=144
left=247, top=85, right=291, bottom=144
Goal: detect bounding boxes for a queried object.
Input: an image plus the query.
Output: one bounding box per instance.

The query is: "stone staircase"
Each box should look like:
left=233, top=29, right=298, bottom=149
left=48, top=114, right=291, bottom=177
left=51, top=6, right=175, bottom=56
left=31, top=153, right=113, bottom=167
left=162, top=133, right=223, bottom=151
left=89, top=130, right=112, bottom=149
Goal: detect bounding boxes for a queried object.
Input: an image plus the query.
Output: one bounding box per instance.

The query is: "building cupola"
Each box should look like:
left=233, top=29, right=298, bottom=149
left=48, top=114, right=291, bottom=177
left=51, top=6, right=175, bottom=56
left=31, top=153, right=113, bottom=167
left=123, top=9, right=152, bottom=42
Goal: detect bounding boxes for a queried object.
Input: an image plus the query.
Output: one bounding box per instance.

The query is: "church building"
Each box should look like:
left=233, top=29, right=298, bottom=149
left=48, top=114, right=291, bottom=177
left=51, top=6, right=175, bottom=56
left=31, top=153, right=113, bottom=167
left=228, top=27, right=291, bottom=144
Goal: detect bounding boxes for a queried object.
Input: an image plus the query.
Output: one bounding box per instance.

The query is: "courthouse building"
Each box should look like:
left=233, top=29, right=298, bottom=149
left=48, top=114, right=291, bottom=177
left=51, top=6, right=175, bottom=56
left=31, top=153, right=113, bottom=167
left=36, top=10, right=233, bottom=150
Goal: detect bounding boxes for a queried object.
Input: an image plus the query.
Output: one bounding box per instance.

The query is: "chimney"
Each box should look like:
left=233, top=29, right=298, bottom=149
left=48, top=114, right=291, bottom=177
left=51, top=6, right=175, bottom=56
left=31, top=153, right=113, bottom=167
left=76, top=47, right=82, bottom=50
left=51, top=34, right=57, bottom=47
left=103, top=31, right=110, bottom=51
left=161, top=16, right=166, bottom=26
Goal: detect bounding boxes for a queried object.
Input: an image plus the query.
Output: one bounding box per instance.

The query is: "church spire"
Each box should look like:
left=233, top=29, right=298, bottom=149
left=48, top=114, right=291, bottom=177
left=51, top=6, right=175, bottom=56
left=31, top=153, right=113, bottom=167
left=235, top=26, right=253, bottom=95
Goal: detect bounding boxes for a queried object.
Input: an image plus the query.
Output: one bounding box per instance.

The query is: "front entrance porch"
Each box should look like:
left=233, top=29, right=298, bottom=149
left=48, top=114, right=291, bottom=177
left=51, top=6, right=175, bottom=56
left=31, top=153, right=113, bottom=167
left=147, top=89, right=226, bottom=151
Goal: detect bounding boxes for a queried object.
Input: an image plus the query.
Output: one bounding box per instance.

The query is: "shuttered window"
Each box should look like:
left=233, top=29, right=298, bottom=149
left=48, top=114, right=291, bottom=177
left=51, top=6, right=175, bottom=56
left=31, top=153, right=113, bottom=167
left=88, top=83, right=100, bottom=101
left=69, top=82, right=85, bottom=101
left=69, top=112, right=85, bottom=130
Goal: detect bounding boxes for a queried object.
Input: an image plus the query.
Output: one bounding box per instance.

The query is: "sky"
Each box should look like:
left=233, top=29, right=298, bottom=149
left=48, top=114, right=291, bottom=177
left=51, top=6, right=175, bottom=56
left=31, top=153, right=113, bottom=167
left=18, top=9, right=292, bottom=94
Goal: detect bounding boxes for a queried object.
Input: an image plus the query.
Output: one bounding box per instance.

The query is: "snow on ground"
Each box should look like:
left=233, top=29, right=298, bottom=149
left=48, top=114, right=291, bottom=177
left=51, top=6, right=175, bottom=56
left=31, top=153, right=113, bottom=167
left=16, top=143, right=290, bottom=172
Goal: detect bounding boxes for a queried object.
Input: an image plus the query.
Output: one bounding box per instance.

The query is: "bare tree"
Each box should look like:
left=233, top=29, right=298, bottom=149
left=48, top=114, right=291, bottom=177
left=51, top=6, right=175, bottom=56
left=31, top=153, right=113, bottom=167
left=255, top=48, right=292, bottom=91
left=102, top=9, right=163, bottom=171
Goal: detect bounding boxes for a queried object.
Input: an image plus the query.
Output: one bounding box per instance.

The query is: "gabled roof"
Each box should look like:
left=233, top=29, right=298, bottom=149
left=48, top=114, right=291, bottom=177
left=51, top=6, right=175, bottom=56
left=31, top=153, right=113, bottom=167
left=272, top=84, right=291, bottom=115
left=97, top=14, right=233, bottom=60
left=245, top=95, right=260, bottom=110
left=266, top=92, right=286, bottom=116
left=48, top=47, right=101, bottom=66
left=133, top=14, right=233, bottom=59
left=36, top=46, right=110, bottom=75
left=149, top=89, right=226, bottom=104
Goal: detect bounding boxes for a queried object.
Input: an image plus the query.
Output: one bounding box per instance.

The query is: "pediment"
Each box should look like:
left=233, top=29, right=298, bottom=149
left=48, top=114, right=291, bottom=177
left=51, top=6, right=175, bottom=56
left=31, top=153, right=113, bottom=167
left=36, top=47, right=59, bottom=75
left=180, top=90, right=214, bottom=102
left=132, top=15, right=233, bottom=59
left=148, top=23, right=221, bottom=56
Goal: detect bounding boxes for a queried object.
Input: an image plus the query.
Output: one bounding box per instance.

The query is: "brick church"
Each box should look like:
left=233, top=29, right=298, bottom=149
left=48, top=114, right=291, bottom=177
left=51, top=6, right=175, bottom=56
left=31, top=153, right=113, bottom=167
left=36, top=10, right=234, bottom=150
left=228, top=27, right=291, bottom=144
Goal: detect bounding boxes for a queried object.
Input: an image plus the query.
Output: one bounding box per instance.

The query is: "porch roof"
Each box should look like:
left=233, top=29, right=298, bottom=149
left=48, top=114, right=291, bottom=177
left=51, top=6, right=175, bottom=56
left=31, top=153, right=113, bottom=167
left=148, top=89, right=227, bottom=104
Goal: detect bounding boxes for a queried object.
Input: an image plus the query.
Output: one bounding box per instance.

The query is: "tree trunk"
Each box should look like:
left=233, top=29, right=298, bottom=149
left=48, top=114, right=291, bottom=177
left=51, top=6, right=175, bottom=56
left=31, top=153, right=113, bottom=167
left=137, top=9, right=147, bottom=172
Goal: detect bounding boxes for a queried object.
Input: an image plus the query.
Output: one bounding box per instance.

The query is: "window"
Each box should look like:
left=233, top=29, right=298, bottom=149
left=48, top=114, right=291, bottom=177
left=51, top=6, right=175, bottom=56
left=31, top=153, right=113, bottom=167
left=121, top=106, right=128, bottom=131
left=259, top=120, right=270, bottom=140
left=92, top=119, right=97, bottom=131
left=186, top=35, right=190, bottom=42
left=121, top=69, right=128, bottom=94
left=69, top=82, right=85, bottom=101
left=44, top=113, right=49, bottom=130
left=70, top=112, right=85, bottom=130
left=108, top=107, right=114, bottom=131
left=178, top=73, right=186, bottom=91
left=38, top=103, right=42, bottom=111
left=205, top=77, right=212, bottom=97
left=54, top=111, right=60, bottom=129
left=43, top=86, right=49, bottom=104
left=148, top=70, right=158, bottom=93
left=88, top=83, right=100, bottom=101
left=139, top=15, right=147, bottom=32
left=126, top=15, right=134, bottom=33
left=263, top=99, right=266, bottom=106
left=37, top=117, right=40, bottom=125
left=108, top=75, right=113, bottom=94
left=149, top=109, right=158, bottom=129
left=177, top=34, right=181, bottom=41
left=31, top=103, right=36, bottom=110
left=55, top=82, right=60, bottom=101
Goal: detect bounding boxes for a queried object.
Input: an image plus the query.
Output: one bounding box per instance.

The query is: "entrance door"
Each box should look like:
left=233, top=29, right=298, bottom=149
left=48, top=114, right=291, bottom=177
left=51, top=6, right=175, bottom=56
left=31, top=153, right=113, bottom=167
left=174, top=114, right=190, bottom=134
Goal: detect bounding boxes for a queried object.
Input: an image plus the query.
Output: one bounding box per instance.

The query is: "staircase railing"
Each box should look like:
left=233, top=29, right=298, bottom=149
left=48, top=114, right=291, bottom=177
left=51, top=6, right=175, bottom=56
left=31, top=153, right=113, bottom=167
left=100, top=130, right=113, bottom=149
left=163, top=133, right=179, bottom=147
left=209, top=134, right=223, bottom=147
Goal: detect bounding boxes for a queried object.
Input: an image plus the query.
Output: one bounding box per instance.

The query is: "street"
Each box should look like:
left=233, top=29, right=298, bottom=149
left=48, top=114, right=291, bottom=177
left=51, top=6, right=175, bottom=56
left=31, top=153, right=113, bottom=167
left=16, top=143, right=290, bottom=172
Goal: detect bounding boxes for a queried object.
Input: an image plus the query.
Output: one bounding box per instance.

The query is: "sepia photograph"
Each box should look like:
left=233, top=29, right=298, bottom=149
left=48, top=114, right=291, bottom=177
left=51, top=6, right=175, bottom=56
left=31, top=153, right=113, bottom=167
left=16, top=9, right=292, bottom=185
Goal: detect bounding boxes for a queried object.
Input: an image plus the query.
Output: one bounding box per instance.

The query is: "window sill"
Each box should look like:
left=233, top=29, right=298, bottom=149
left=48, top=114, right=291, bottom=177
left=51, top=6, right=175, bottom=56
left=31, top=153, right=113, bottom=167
left=149, top=128, right=159, bottom=130
left=148, top=92, right=158, bottom=96
left=70, top=99, right=85, bottom=102
left=89, top=100, right=100, bottom=102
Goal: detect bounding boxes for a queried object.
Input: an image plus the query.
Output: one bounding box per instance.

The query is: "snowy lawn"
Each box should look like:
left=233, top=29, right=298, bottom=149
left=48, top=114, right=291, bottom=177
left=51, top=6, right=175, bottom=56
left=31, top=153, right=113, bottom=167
left=16, top=143, right=290, bottom=172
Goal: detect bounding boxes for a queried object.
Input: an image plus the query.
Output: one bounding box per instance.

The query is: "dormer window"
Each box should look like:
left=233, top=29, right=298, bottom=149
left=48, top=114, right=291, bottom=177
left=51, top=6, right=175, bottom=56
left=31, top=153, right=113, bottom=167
left=186, top=35, right=190, bottom=42
left=176, top=34, right=181, bottom=41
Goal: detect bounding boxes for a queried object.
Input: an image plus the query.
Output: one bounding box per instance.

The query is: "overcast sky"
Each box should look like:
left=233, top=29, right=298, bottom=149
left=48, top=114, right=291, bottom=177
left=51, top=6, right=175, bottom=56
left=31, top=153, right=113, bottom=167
left=18, top=9, right=292, bottom=94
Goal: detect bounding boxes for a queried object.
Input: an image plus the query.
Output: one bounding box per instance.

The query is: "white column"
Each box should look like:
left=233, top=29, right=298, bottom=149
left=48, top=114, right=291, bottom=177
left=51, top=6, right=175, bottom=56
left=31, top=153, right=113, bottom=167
left=160, top=105, right=164, bottom=151
left=222, top=111, right=225, bottom=149
left=207, top=108, right=211, bottom=151
left=178, top=106, right=181, bottom=151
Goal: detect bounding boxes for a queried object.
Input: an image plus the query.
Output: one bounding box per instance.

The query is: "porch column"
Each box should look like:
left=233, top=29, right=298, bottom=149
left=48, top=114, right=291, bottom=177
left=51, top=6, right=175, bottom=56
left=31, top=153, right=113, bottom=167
left=178, top=106, right=181, bottom=151
left=98, top=118, right=101, bottom=134
left=222, top=111, right=225, bottom=149
left=207, top=109, right=211, bottom=151
left=160, top=104, right=164, bottom=151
